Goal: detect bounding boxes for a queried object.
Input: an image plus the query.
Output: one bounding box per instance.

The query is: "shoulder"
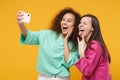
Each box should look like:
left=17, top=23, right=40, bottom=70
left=39, top=30, right=53, bottom=33
left=39, top=30, right=58, bottom=39
left=38, top=30, right=56, bottom=35
left=90, top=40, right=101, bottom=46
left=89, top=40, right=103, bottom=52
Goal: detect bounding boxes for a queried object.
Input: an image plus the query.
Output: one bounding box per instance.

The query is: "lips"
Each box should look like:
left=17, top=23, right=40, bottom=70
left=63, top=27, right=68, bottom=29
left=61, top=26, right=68, bottom=33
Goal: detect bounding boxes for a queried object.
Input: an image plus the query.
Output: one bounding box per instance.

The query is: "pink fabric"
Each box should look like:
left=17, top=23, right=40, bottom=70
left=75, top=40, right=112, bottom=80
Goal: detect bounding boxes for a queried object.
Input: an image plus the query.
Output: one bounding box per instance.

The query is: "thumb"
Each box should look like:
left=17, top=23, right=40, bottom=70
left=81, top=36, right=84, bottom=40
left=81, top=36, right=86, bottom=43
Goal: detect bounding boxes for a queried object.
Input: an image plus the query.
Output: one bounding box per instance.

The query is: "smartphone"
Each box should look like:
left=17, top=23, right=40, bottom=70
left=22, top=12, right=31, bottom=23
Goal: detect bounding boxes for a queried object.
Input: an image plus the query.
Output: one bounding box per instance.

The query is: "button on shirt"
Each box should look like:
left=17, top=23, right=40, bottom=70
left=20, top=30, right=79, bottom=76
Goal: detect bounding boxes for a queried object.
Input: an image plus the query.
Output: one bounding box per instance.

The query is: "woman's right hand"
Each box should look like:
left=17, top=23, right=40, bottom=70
left=16, top=11, right=27, bottom=36
left=77, top=36, right=87, bottom=58
left=16, top=11, right=25, bottom=23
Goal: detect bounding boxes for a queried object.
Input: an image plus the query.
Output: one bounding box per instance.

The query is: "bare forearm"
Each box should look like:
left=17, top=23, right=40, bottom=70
left=18, top=23, right=27, bottom=37
left=79, top=52, right=85, bottom=59
left=78, top=47, right=85, bottom=59
left=64, top=40, right=70, bottom=62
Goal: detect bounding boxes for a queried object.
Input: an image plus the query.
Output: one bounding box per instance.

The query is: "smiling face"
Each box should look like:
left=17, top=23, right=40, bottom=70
left=61, top=13, right=75, bottom=36
left=78, top=17, right=94, bottom=41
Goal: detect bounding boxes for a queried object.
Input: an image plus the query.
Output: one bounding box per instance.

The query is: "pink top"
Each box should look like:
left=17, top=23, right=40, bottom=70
left=75, top=40, right=112, bottom=80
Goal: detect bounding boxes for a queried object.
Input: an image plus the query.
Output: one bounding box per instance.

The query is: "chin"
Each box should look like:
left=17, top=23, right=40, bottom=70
left=62, top=32, right=67, bottom=35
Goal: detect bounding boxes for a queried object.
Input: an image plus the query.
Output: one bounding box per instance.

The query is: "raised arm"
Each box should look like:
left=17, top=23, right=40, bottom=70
left=16, top=11, right=27, bottom=37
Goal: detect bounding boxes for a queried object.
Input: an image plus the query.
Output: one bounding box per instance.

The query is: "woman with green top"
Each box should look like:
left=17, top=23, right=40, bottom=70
left=16, top=7, right=81, bottom=80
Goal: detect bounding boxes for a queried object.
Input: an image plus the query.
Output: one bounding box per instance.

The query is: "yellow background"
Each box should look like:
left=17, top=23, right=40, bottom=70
left=0, top=0, right=120, bottom=80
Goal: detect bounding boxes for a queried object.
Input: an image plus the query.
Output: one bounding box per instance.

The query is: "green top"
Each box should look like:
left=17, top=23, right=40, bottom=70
left=20, top=30, right=79, bottom=76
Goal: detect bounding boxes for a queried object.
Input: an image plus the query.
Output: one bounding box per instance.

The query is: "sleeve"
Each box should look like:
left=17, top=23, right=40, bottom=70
left=20, top=29, right=42, bottom=45
left=64, top=49, right=79, bottom=68
left=75, top=41, right=103, bottom=76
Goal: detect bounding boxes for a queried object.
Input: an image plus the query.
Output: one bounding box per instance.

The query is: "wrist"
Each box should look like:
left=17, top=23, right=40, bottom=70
left=80, top=53, right=85, bottom=58
left=64, top=37, right=68, bottom=41
left=18, top=22, right=24, bottom=26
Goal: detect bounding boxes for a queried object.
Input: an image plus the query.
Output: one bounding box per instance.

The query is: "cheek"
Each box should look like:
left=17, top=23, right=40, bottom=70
left=69, top=22, right=75, bottom=26
left=84, top=29, right=91, bottom=35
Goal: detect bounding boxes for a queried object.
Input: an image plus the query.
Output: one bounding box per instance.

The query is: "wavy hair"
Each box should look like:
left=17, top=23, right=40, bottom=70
left=50, top=7, right=81, bottom=51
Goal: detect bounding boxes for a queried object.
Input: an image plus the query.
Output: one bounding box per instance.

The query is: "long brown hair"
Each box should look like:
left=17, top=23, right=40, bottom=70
left=50, top=7, right=81, bottom=51
left=81, top=14, right=111, bottom=63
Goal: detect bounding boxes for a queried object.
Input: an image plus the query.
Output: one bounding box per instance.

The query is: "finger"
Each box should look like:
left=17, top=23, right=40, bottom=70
left=18, top=10, right=25, bottom=14
left=17, top=11, right=25, bottom=17
left=16, top=11, right=24, bottom=17
left=17, top=17, right=23, bottom=21
left=67, top=27, right=73, bottom=36
left=77, top=37, right=80, bottom=43
left=81, top=36, right=87, bottom=44
left=81, top=36, right=84, bottom=39
left=17, top=17, right=23, bottom=23
left=16, top=14, right=24, bottom=18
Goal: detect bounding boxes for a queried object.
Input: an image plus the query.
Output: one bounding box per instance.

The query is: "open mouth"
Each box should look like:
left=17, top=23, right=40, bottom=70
left=78, top=29, right=84, bottom=36
left=80, top=30, right=84, bottom=32
left=63, top=27, right=68, bottom=29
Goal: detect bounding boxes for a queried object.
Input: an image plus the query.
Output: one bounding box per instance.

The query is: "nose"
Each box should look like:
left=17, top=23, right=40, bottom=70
left=78, top=23, right=83, bottom=28
left=62, top=20, right=67, bottom=25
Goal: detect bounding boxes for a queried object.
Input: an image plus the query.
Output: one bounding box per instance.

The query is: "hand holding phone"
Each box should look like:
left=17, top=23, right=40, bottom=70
left=16, top=11, right=31, bottom=23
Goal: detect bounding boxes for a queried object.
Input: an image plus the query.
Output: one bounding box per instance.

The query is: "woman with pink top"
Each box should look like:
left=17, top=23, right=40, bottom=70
left=75, top=14, right=112, bottom=80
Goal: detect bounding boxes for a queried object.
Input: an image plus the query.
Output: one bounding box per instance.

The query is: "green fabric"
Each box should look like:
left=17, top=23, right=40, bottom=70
left=20, top=30, right=79, bottom=76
